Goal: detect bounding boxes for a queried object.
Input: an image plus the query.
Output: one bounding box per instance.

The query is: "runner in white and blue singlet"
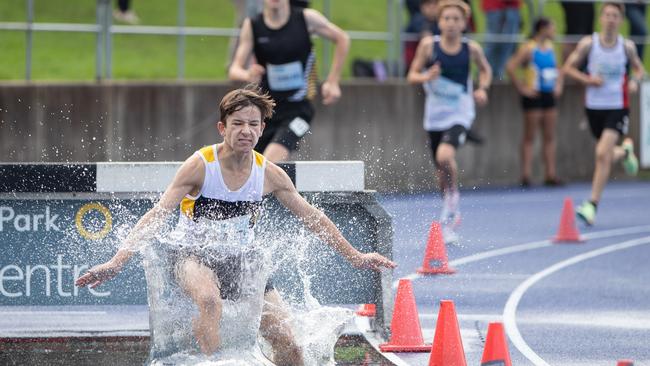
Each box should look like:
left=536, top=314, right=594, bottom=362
left=563, top=2, right=645, bottom=226
left=407, top=0, right=492, bottom=243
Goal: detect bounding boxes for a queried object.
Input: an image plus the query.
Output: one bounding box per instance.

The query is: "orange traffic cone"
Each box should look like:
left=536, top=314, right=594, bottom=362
left=617, top=360, right=634, bottom=366
left=480, top=322, right=512, bottom=366
left=553, top=197, right=584, bottom=243
left=379, top=279, right=431, bottom=352
left=417, top=221, right=456, bottom=274
left=428, top=300, right=466, bottom=366
left=356, top=303, right=376, bottom=317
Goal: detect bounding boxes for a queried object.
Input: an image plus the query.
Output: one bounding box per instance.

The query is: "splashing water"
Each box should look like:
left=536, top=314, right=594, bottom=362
left=127, top=204, right=355, bottom=365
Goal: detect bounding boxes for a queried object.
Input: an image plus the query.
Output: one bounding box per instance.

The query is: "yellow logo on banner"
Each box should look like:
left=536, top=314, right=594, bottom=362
left=75, top=202, right=113, bottom=240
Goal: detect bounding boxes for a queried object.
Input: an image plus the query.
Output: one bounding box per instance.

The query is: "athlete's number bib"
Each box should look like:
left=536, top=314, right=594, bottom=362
left=428, top=76, right=464, bottom=109
left=596, top=62, right=624, bottom=82
left=288, top=117, right=310, bottom=137
left=541, top=68, right=558, bottom=90
left=267, top=61, right=305, bottom=91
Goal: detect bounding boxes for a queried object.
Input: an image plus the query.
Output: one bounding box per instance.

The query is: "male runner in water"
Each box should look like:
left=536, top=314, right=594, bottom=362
left=76, top=86, right=395, bottom=365
left=229, top=0, right=349, bottom=162
left=563, top=1, right=645, bottom=226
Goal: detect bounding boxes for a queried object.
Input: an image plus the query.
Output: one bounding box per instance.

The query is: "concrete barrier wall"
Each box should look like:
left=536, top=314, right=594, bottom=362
left=0, top=81, right=641, bottom=191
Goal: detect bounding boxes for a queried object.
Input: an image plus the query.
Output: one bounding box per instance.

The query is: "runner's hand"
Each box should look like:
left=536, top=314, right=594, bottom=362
left=351, top=252, right=397, bottom=271
left=426, top=62, right=441, bottom=81
left=553, top=84, right=563, bottom=98
left=75, top=261, right=123, bottom=289
left=321, top=80, right=341, bottom=105
left=587, top=75, right=603, bottom=87
left=248, top=64, right=266, bottom=83
left=628, top=79, right=639, bottom=94
left=474, top=89, right=488, bottom=106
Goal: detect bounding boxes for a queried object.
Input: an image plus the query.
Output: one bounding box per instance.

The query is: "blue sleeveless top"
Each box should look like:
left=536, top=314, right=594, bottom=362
left=525, top=40, right=557, bottom=93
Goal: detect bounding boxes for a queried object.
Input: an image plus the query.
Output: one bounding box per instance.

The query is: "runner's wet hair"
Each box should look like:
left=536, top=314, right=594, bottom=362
left=219, top=84, right=276, bottom=125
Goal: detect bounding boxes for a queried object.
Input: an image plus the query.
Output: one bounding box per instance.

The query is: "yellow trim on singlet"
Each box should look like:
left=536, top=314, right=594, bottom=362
left=199, top=145, right=216, bottom=163
left=253, top=151, right=265, bottom=168
left=180, top=197, right=196, bottom=218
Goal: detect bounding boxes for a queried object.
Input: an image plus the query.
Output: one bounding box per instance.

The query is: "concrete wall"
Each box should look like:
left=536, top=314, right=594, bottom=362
left=0, top=81, right=640, bottom=192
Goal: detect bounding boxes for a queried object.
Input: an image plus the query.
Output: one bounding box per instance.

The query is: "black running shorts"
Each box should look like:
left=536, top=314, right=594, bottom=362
left=427, top=125, right=468, bottom=162
left=172, top=247, right=274, bottom=301
left=256, top=100, right=315, bottom=153
left=585, top=108, right=629, bottom=139
left=521, top=92, right=556, bottom=110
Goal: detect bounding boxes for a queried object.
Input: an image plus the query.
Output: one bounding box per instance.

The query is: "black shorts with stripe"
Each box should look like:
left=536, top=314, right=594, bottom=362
left=256, top=100, right=315, bottom=153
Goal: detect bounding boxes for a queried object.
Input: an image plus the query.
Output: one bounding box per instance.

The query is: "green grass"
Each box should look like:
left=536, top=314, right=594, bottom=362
left=0, top=0, right=648, bottom=81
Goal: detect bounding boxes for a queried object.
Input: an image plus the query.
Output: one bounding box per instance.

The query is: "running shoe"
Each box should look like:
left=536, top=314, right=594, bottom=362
left=576, top=201, right=596, bottom=226
left=621, top=138, right=639, bottom=176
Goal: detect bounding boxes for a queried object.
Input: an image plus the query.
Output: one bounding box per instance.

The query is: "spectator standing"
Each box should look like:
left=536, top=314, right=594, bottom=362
left=506, top=18, right=564, bottom=187
left=113, top=0, right=139, bottom=25
left=407, top=0, right=492, bottom=243
left=404, top=0, right=440, bottom=69
left=560, top=1, right=594, bottom=61
left=563, top=2, right=645, bottom=226
left=482, top=0, right=521, bottom=79
left=626, top=1, right=647, bottom=61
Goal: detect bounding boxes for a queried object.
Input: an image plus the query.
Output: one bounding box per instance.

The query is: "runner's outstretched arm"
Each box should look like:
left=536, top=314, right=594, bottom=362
left=265, top=163, right=396, bottom=271
left=75, top=155, right=204, bottom=288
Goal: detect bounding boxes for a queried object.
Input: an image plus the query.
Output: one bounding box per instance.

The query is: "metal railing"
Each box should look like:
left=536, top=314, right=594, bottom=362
left=1, top=0, right=647, bottom=81
left=1, top=0, right=400, bottom=81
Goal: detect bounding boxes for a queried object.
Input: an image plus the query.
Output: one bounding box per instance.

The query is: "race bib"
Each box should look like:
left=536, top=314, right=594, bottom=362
left=541, top=68, right=558, bottom=89
left=288, top=117, right=310, bottom=137
left=267, top=61, right=305, bottom=91
left=597, top=62, right=623, bottom=82
left=428, top=76, right=464, bottom=109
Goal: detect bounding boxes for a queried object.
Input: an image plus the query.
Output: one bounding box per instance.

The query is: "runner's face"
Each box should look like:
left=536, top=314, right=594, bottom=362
left=218, top=106, right=264, bottom=153
left=544, top=22, right=556, bottom=40
left=438, top=7, right=466, bottom=37
left=600, top=5, right=622, bottom=33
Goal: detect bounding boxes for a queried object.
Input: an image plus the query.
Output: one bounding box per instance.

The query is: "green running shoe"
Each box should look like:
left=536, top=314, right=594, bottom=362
left=576, top=201, right=596, bottom=226
left=622, top=138, right=639, bottom=176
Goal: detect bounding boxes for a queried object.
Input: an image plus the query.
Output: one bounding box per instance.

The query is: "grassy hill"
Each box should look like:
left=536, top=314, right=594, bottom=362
left=0, top=0, right=647, bottom=81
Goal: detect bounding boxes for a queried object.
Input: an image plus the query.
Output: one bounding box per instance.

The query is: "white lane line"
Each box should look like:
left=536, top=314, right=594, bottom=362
left=503, top=235, right=650, bottom=366
left=374, top=225, right=650, bottom=365
left=392, top=224, right=650, bottom=289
